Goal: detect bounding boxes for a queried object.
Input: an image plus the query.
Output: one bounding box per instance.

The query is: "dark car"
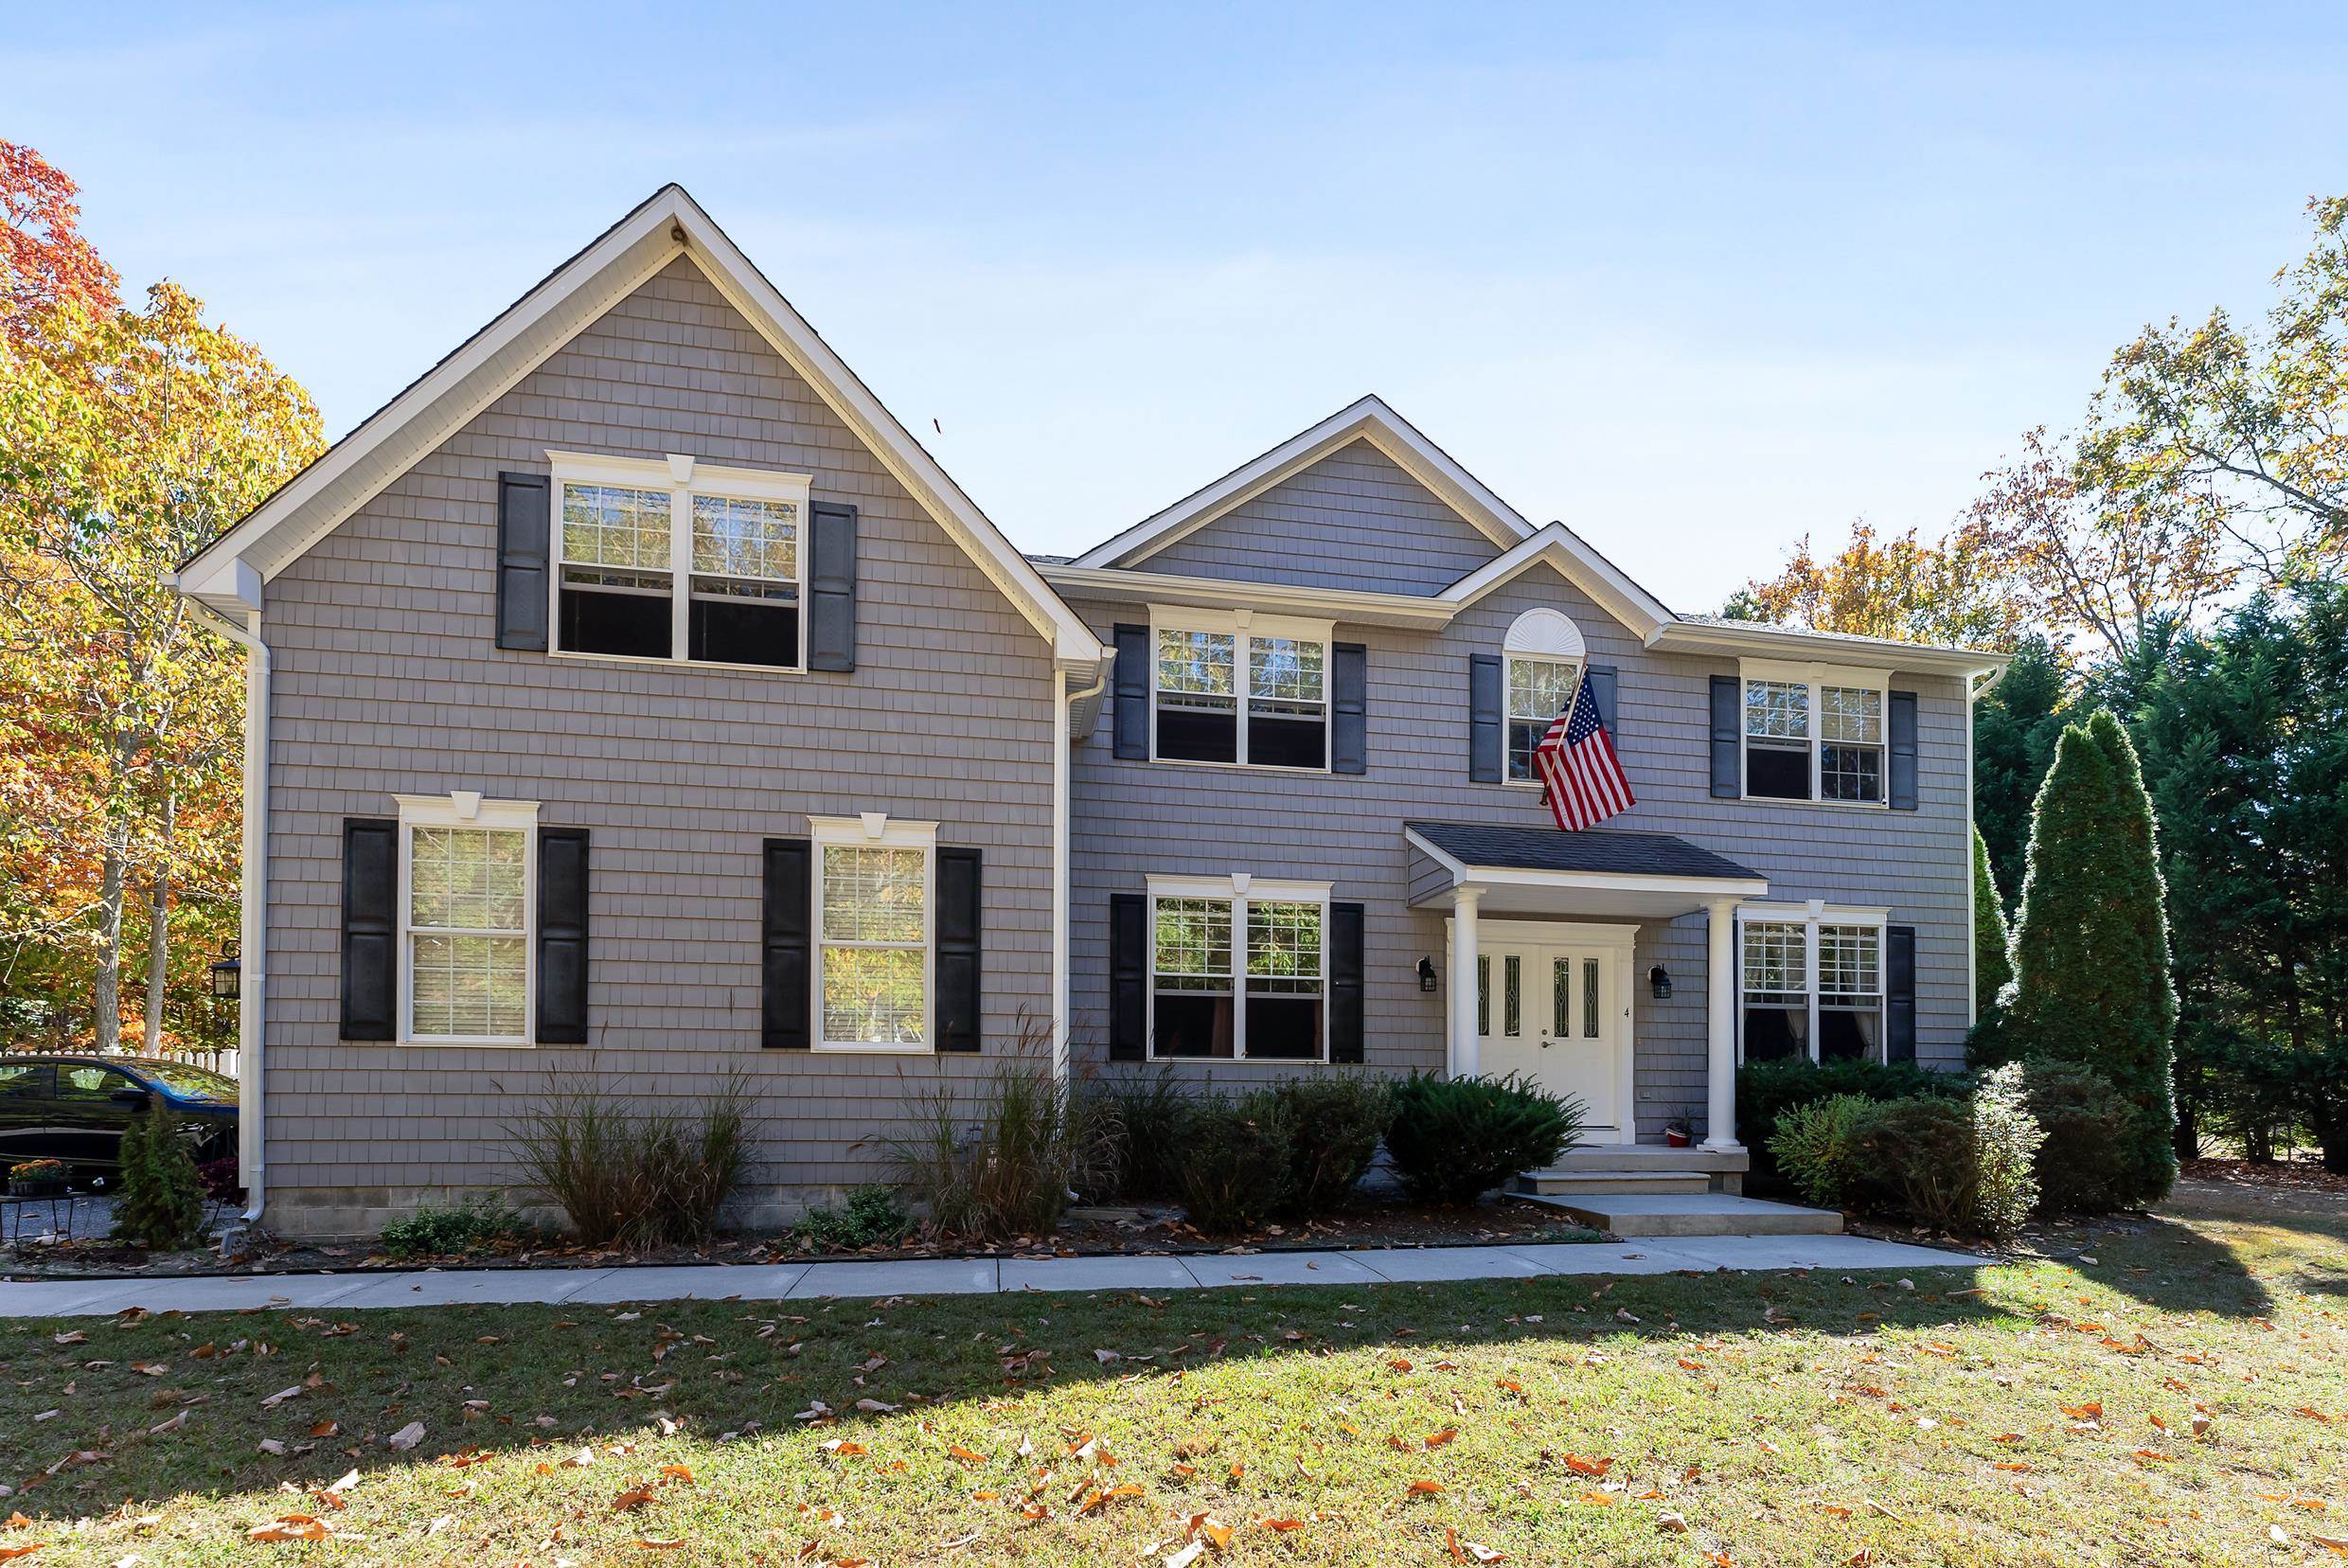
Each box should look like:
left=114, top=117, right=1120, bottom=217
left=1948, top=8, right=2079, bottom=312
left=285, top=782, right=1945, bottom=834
left=0, top=1056, right=238, bottom=1189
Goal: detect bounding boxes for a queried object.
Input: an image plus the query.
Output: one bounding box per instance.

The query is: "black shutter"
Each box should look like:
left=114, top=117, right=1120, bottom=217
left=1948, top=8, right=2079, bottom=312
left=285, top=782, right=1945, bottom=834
left=936, top=847, right=982, bottom=1052
left=340, top=818, right=398, bottom=1042
left=495, top=472, right=550, bottom=651
left=1885, top=924, right=1917, bottom=1063
left=1331, top=642, right=1367, bottom=775
left=1888, top=689, right=1919, bottom=811
left=1112, top=624, right=1149, bottom=759
left=537, top=828, right=589, bottom=1044
left=760, top=839, right=811, bottom=1049
left=1468, top=654, right=1503, bottom=782
left=1709, top=674, right=1742, bottom=798
left=1109, top=893, right=1147, bottom=1060
left=807, top=502, right=858, bottom=671
left=1328, top=901, right=1365, bottom=1063
left=1588, top=664, right=1619, bottom=732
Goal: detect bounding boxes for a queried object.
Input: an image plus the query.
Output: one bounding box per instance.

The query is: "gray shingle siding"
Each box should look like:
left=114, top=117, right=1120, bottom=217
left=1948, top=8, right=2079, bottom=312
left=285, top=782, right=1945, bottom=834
left=1070, top=466, right=1976, bottom=1136
left=259, top=257, right=1058, bottom=1234
left=1135, top=440, right=1503, bottom=594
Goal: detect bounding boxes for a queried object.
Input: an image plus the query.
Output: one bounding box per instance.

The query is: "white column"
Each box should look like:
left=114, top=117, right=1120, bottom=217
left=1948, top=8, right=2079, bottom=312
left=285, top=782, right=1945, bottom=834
left=1701, top=896, right=1740, bottom=1149
left=1450, top=886, right=1483, bottom=1079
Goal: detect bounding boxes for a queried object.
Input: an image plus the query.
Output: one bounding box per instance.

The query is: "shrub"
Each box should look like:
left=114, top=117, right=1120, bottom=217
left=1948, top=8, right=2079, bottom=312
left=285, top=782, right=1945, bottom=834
left=1850, top=1070, right=2044, bottom=1240
left=2020, top=1060, right=2140, bottom=1214
left=1971, top=1063, right=2045, bottom=1239
left=1089, top=1067, right=1189, bottom=1202
left=1272, top=1075, right=1393, bottom=1217
left=795, top=1185, right=912, bottom=1252
left=506, top=1071, right=749, bottom=1248
left=1383, top=1073, right=1585, bottom=1205
left=1737, top=1057, right=1966, bottom=1184
left=1768, top=1094, right=1876, bottom=1209
left=112, top=1103, right=206, bottom=1251
left=2001, top=710, right=2179, bottom=1203
left=1175, top=1090, right=1293, bottom=1233
left=893, top=1041, right=1114, bottom=1241
left=381, top=1200, right=524, bottom=1258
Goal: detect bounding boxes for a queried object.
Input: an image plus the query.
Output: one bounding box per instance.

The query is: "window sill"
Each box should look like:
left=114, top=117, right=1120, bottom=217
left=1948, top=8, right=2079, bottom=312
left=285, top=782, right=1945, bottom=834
left=813, top=1042, right=934, bottom=1056
left=1739, top=794, right=1891, bottom=812
left=546, top=649, right=810, bottom=678
left=398, top=1038, right=535, bottom=1050
left=1145, top=755, right=1333, bottom=778
left=1146, top=1055, right=1335, bottom=1066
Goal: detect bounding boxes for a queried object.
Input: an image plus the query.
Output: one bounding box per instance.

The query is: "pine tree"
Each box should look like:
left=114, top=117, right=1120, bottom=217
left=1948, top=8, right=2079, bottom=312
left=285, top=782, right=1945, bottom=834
left=1971, top=824, right=2014, bottom=1010
left=2002, top=709, right=2179, bottom=1204
left=111, top=1101, right=205, bottom=1251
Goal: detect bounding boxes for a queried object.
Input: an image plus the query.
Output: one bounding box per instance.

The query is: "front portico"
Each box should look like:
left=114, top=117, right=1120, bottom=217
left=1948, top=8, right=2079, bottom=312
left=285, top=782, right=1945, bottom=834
left=1404, top=821, right=1770, bottom=1151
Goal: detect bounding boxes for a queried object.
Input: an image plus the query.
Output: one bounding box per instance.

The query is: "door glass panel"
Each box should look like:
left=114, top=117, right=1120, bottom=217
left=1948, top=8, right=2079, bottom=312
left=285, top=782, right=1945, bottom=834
left=1503, top=954, right=1521, bottom=1038
left=1552, top=956, right=1570, bottom=1037
left=1583, top=958, right=1600, bottom=1038
left=1476, top=955, right=1490, bottom=1036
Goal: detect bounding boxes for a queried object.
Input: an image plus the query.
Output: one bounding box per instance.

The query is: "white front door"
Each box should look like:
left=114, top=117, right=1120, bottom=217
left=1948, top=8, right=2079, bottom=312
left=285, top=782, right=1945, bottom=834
left=1473, top=935, right=1627, bottom=1134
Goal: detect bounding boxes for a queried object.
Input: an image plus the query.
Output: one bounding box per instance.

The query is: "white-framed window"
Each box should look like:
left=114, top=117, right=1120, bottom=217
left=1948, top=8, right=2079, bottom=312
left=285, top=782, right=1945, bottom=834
left=1147, top=875, right=1330, bottom=1060
left=550, top=451, right=811, bottom=671
left=1736, top=903, right=1887, bottom=1063
left=809, top=815, right=936, bottom=1053
left=1149, top=608, right=1330, bottom=771
left=395, top=793, right=539, bottom=1047
left=1739, top=660, right=1891, bottom=805
left=1501, top=607, right=1588, bottom=784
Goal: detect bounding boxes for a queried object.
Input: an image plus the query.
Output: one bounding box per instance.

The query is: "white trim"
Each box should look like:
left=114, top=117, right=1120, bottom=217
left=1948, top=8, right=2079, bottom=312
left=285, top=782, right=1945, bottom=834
left=1441, top=917, right=1638, bottom=1144
left=1650, top=617, right=2010, bottom=680
left=1143, top=877, right=1334, bottom=1064
left=1438, top=522, right=1676, bottom=640
left=1402, top=828, right=1770, bottom=905
left=1052, top=664, right=1074, bottom=1081
left=1035, top=562, right=1457, bottom=630
left=548, top=449, right=814, bottom=672
left=1147, top=605, right=1333, bottom=774
left=1502, top=607, right=1586, bottom=661
left=394, top=793, right=541, bottom=1049
left=172, top=186, right=1104, bottom=665
left=1073, top=395, right=1534, bottom=570
left=1736, top=659, right=1894, bottom=810
left=1733, top=902, right=1890, bottom=1066
left=1501, top=647, right=1585, bottom=788
left=809, top=815, right=938, bottom=1055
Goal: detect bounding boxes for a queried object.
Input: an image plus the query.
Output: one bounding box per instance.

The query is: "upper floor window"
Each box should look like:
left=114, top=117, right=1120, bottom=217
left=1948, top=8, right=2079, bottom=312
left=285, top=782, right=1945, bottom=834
left=1152, top=611, right=1329, bottom=770
left=1502, top=608, right=1586, bottom=783
left=1147, top=876, right=1328, bottom=1060
left=551, top=452, right=809, bottom=671
left=1740, top=661, right=1890, bottom=805
left=1740, top=908, right=1884, bottom=1063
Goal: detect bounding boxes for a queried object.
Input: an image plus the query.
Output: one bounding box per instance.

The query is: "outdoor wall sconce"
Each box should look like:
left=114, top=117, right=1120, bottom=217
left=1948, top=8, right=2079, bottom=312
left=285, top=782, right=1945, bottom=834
left=1649, top=964, right=1673, bottom=1001
left=1416, top=956, right=1439, bottom=993
left=209, top=939, right=241, bottom=1011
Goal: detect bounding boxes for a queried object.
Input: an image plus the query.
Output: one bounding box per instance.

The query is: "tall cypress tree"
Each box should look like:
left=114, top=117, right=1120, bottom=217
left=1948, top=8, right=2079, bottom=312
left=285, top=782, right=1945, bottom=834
left=1971, top=824, right=2015, bottom=1011
left=2002, top=709, right=2179, bottom=1204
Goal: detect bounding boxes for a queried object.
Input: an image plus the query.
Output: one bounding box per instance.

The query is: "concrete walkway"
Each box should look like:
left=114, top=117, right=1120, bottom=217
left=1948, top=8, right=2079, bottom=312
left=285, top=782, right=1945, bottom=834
left=0, top=1233, right=1977, bottom=1318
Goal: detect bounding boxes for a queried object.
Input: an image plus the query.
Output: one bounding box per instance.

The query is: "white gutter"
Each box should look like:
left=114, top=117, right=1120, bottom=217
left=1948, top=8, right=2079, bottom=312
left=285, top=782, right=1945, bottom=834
left=173, top=581, right=268, bottom=1224
left=1050, top=654, right=1112, bottom=1083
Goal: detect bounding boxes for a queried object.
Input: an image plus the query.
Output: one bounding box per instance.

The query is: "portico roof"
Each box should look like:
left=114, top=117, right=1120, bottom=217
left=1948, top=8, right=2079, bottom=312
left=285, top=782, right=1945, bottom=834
left=1404, top=821, right=1769, bottom=920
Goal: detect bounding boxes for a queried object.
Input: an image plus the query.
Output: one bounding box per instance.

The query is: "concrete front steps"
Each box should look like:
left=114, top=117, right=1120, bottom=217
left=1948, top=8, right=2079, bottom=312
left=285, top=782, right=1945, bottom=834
left=1511, top=1143, right=1843, bottom=1237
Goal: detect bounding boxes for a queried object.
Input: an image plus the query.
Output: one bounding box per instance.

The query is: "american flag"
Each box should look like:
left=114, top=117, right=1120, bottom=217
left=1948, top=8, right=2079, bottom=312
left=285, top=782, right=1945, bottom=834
left=1535, top=672, right=1635, bottom=831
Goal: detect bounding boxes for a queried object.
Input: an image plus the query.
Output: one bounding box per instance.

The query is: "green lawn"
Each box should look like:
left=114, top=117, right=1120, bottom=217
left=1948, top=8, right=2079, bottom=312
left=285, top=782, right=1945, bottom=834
left=4, top=1181, right=2346, bottom=1565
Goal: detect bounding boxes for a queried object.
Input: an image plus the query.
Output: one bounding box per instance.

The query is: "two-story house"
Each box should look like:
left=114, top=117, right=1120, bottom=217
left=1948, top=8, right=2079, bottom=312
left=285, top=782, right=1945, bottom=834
left=171, top=187, right=2006, bottom=1238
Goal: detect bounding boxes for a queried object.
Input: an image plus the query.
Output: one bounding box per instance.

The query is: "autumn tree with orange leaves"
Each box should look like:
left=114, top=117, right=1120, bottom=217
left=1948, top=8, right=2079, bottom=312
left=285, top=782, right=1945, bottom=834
left=0, top=142, right=322, bottom=1053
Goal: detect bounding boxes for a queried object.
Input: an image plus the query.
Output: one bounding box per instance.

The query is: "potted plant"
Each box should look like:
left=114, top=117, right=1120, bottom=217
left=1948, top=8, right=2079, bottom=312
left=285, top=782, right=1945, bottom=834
left=9, top=1158, right=67, bottom=1197
left=1663, top=1119, right=1694, bottom=1149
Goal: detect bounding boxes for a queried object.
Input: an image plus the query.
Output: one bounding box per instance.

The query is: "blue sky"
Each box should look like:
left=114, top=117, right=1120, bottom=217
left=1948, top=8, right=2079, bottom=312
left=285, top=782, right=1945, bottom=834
left=10, top=3, right=2347, bottom=608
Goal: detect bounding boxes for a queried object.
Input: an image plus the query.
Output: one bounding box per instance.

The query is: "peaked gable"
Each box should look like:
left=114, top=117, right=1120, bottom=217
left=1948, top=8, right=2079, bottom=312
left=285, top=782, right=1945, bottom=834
left=1137, top=438, right=1505, bottom=595
left=173, top=186, right=1101, bottom=663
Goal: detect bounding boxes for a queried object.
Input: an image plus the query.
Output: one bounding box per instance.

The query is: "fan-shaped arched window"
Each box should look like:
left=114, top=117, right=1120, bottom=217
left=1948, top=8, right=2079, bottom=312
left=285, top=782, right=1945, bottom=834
left=1501, top=609, right=1585, bottom=782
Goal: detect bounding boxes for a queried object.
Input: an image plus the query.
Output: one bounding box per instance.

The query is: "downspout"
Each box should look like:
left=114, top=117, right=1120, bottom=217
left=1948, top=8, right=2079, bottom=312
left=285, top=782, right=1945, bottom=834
left=181, top=591, right=268, bottom=1223
left=1054, top=656, right=1112, bottom=1083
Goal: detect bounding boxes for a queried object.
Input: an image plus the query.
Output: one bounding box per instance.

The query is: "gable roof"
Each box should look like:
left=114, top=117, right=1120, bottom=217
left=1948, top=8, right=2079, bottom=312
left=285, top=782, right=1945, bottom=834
left=1069, top=395, right=1535, bottom=569
left=1435, top=521, right=1677, bottom=638
left=172, top=186, right=1103, bottom=663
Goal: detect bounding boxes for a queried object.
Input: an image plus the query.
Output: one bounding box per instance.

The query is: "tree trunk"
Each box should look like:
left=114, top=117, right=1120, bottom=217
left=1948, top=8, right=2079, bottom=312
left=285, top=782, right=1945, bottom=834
left=141, top=790, right=176, bottom=1053
left=93, top=838, right=125, bottom=1053
left=2172, top=1101, right=2199, bottom=1164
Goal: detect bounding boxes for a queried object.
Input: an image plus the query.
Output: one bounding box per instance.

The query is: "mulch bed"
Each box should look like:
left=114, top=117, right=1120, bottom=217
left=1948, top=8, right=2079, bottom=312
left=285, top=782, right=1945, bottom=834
left=2, top=1193, right=1603, bottom=1281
